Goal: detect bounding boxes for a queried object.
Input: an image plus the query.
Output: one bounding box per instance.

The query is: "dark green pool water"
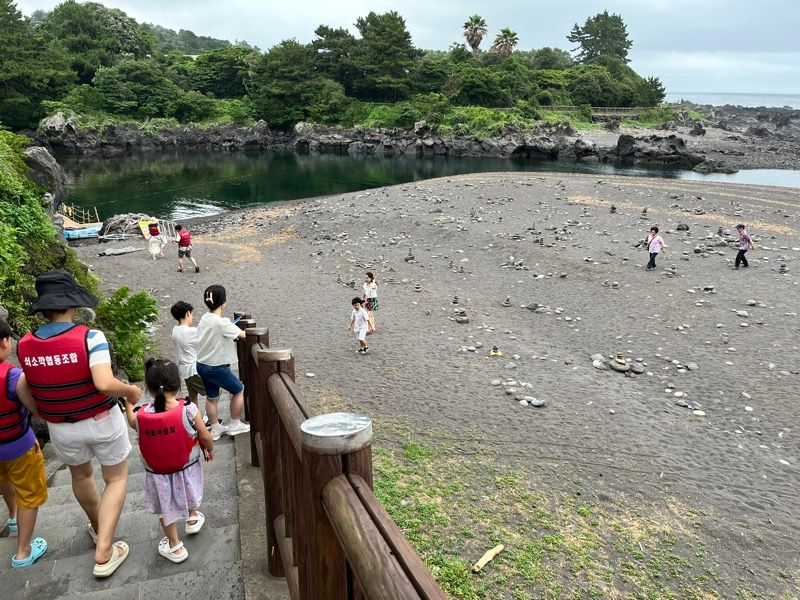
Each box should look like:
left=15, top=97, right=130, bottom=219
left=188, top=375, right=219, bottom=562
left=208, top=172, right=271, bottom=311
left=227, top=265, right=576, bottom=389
left=59, top=151, right=800, bottom=220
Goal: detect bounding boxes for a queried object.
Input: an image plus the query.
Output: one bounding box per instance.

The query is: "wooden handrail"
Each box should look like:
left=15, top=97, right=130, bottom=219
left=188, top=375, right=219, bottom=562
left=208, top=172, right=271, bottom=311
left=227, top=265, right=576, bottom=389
left=323, top=475, right=428, bottom=599
left=237, top=316, right=446, bottom=599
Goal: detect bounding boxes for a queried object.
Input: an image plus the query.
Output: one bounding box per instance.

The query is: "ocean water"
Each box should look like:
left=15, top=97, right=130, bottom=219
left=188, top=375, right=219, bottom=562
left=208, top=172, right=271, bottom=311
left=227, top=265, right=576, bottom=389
left=665, top=92, right=800, bottom=109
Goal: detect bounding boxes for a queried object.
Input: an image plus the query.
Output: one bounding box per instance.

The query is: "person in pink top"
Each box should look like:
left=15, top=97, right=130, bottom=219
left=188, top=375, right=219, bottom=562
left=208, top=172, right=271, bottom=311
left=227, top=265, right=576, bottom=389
left=735, top=223, right=755, bottom=269
left=645, top=226, right=665, bottom=271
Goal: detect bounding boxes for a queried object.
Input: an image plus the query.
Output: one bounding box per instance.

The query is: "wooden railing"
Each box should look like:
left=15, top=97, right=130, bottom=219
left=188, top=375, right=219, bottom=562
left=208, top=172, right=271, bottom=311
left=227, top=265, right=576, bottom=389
left=235, top=316, right=446, bottom=600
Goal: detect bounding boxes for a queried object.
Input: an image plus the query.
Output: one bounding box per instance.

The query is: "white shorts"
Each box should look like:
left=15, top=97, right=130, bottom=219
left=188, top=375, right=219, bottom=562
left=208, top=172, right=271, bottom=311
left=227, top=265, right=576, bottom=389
left=355, top=328, right=368, bottom=342
left=47, top=407, right=132, bottom=466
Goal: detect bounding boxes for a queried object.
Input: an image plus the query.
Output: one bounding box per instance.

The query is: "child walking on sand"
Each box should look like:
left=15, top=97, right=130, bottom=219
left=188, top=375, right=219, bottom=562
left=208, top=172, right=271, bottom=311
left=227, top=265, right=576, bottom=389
left=195, top=285, right=250, bottom=440
left=0, top=319, right=48, bottom=568
left=645, top=226, right=665, bottom=271
left=147, top=220, right=166, bottom=260
left=170, top=301, right=207, bottom=407
left=735, top=223, right=755, bottom=269
left=348, top=297, right=370, bottom=354
left=362, top=272, right=378, bottom=333
left=174, top=225, right=200, bottom=273
left=126, top=358, right=213, bottom=564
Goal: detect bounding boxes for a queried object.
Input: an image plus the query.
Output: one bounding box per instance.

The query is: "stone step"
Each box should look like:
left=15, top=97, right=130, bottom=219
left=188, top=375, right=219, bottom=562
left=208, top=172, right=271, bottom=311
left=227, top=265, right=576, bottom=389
left=3, top=525, right=240, bottom=599
left=0, top=503, right=238, bottom=566
left=56, top=559, right=244, bottom=600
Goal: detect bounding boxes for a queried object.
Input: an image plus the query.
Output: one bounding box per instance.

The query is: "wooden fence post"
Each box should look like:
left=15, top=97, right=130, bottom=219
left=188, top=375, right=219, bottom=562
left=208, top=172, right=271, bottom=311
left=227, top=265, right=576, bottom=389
left=242, top=326, right=268, bottom=467
left=256, top=347, right=294, bottom=578
left=300, top=412, right=373, bottom=600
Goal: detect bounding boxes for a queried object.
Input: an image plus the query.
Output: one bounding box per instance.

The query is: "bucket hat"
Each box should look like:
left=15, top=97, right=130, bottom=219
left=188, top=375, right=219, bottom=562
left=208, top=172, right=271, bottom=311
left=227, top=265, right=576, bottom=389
left=28, top=270, right=98, bottom=315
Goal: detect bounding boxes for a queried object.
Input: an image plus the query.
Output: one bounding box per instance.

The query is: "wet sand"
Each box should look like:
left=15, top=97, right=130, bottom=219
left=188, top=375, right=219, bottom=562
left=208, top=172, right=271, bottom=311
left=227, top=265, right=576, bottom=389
left=75, top=171, right=800, bottom=595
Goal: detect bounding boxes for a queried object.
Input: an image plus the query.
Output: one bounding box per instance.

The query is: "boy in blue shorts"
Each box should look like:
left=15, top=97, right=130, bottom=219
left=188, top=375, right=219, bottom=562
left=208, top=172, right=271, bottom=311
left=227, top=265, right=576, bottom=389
left=0, top=319, right=48, bottom=568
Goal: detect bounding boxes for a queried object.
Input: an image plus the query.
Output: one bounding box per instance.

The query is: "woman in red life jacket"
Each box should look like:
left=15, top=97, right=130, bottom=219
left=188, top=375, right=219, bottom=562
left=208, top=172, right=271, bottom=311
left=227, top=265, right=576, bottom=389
left=18, top=270, right=141, bottom=578
left=173, top=225, right=200, bottom=273
left=125, top=358, right=213, bottom=564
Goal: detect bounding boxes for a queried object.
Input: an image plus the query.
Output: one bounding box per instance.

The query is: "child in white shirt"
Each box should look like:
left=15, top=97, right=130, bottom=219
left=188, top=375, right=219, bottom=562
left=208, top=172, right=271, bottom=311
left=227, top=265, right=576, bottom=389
left=195, top=285, right=249, bottom=440
left=169, top=301, right=206, bottom=407
left=347, top=297, right=370, bottom=354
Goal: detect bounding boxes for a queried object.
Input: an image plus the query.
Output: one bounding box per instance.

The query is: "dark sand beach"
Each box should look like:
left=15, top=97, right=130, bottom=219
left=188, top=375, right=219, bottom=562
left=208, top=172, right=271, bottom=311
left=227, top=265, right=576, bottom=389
left=75, top=172, right=800, bottom=597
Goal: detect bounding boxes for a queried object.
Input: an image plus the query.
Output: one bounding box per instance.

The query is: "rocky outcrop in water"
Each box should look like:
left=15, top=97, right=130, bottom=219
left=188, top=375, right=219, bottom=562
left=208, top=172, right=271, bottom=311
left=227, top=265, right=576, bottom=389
left=36, top=113, right=291, bottom=155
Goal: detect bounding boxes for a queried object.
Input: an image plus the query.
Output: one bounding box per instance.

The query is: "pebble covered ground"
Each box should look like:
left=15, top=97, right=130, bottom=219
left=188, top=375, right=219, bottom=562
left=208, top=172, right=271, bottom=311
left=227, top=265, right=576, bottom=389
left=77, top=171, right=800, bottom=596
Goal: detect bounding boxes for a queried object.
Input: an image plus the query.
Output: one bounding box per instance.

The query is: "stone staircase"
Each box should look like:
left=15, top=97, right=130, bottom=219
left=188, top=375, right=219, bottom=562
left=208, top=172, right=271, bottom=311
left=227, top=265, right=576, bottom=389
left=1, top=432, right=244, bottom=600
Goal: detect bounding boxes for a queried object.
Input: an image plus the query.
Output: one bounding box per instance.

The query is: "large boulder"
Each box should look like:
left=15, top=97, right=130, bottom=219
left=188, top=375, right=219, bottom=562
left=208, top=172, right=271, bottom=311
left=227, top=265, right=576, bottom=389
left=614, top=134, right=705, bottom=167
left=23, top=146, right=68, bottom=212
left=689, top=121, right=706, bottom=136
left=38, top=112, right=78, bottom=139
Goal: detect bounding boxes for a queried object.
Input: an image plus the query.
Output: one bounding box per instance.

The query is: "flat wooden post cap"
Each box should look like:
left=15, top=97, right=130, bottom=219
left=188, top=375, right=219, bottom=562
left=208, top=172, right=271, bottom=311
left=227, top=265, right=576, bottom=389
left=300, top=412, right=373, bottom=454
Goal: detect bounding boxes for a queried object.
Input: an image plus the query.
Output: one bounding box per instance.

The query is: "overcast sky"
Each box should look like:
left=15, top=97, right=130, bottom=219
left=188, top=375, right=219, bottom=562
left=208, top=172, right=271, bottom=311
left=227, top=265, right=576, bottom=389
left=15, top=0, right=800, bottom=94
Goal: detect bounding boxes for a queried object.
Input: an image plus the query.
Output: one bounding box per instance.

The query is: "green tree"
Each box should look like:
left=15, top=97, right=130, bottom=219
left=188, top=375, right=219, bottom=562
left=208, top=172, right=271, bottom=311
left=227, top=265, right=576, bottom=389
left=142, top=23, right=230, bottom=54
left=154, top=51, right=196, bottom=90
left=445, top=65, right=510, bottom=107
left=191, top=47, right=256, bottom=98
left=0, top=0, right=73, bottom=129
left=248, top=40, right=323, bottom=126
left=92, top=59, right=183, bottom=118
left=568, top=64, right=627, bottom=107
left=311, top=25, right=357, bottom=93
left=568, top=11, right=632, bottom=63
left=491, top=28, right=518, bottom=59
left=39, top=1, right=152, bottom=83
left=448, top=43, right=472, bottom=64
left=635, top=76, right=666, bottom=106
left=530, top=47, right=573, bottom=70
left=463, top=15, right=488, bottom=56
left=411, top=56, right=452, bottom=95
left=351, top=11, right=416, bottom=101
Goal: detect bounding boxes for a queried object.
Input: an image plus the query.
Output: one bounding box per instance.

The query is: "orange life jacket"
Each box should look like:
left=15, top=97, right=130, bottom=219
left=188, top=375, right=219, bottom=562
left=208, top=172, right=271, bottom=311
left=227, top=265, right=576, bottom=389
left=136, top=401, right=199, bottom=474
left=0, top=362, right=30, bottom=443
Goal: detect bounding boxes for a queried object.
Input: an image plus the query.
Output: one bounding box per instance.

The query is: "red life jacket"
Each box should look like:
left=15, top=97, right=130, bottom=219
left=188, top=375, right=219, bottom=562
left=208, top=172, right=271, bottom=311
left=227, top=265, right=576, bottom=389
left=18, top=325, right=114, bottom=423
left=136, top=401, right=199, bottom=474
left=177, top=229, right=191, bottom=247
left=0, top=362, right=30, bottom=443
left=148, top=223, right=160, bottom=236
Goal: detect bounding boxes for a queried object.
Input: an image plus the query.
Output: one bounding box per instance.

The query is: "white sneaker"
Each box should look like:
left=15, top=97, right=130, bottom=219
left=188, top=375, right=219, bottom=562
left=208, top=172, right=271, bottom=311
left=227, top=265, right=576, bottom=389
left=226, top=420, right=250, bottom=436
left=210, top=423, right=228, bottom=441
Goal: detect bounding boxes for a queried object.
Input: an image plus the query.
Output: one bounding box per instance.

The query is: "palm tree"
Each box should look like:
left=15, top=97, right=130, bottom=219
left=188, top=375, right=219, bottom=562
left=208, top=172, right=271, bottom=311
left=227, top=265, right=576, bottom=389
left=491, top=27, right=519, bottom=59
left=463, top=14, right=488, bottom=56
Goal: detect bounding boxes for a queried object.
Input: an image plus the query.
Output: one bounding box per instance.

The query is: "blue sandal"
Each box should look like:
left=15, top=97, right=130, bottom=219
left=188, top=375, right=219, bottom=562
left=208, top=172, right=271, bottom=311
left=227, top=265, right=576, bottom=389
left=6, top=518, right=17, bottom=535
left=11, top=537, right=48, bottom=568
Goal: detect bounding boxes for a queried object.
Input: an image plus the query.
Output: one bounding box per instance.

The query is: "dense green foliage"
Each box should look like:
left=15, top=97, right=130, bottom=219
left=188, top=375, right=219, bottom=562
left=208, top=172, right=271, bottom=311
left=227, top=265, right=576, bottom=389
left=0, top=130, right=158, bottom=379
left=36, top=1, right=151, bottom=84
left=4, top=2, right=667, bottom=132
left=95, top=286, right=158, bottom=381
left=0, top=0, right=73, bottom=129
left=142, top=23, right=232, bottom=54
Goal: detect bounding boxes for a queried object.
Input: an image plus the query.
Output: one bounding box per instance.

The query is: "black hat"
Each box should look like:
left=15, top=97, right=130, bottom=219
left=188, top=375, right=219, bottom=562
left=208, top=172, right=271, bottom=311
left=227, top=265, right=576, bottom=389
left=28, top=270, right=99, bottom=315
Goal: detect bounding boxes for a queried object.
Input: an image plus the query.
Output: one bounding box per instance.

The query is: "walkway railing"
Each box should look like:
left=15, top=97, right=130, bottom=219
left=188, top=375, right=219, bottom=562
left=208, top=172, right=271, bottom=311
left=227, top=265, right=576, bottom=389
left=235, top=316, right=446, bottom=600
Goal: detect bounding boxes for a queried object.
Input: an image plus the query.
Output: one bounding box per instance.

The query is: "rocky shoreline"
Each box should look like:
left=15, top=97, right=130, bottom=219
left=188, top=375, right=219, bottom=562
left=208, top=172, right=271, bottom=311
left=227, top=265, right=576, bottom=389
left=35, top=103, right=800, bottom=173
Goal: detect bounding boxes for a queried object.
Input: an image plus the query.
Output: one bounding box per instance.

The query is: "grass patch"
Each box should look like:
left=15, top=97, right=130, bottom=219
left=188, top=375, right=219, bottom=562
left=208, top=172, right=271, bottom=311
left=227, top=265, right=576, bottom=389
left=369, top=436, right=749, bottom=599
left=309, top=393, right=797, bottom=599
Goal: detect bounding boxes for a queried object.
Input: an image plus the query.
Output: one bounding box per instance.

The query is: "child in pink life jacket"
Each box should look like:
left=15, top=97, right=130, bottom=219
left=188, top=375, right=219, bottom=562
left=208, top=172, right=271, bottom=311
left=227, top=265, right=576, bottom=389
left=125, top=358, right=213, bottom=564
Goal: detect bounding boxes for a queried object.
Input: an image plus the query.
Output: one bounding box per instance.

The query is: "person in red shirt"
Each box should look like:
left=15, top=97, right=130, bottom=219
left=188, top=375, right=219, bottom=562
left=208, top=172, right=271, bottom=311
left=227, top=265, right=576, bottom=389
left=174, top=225, right=200, bottom=273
